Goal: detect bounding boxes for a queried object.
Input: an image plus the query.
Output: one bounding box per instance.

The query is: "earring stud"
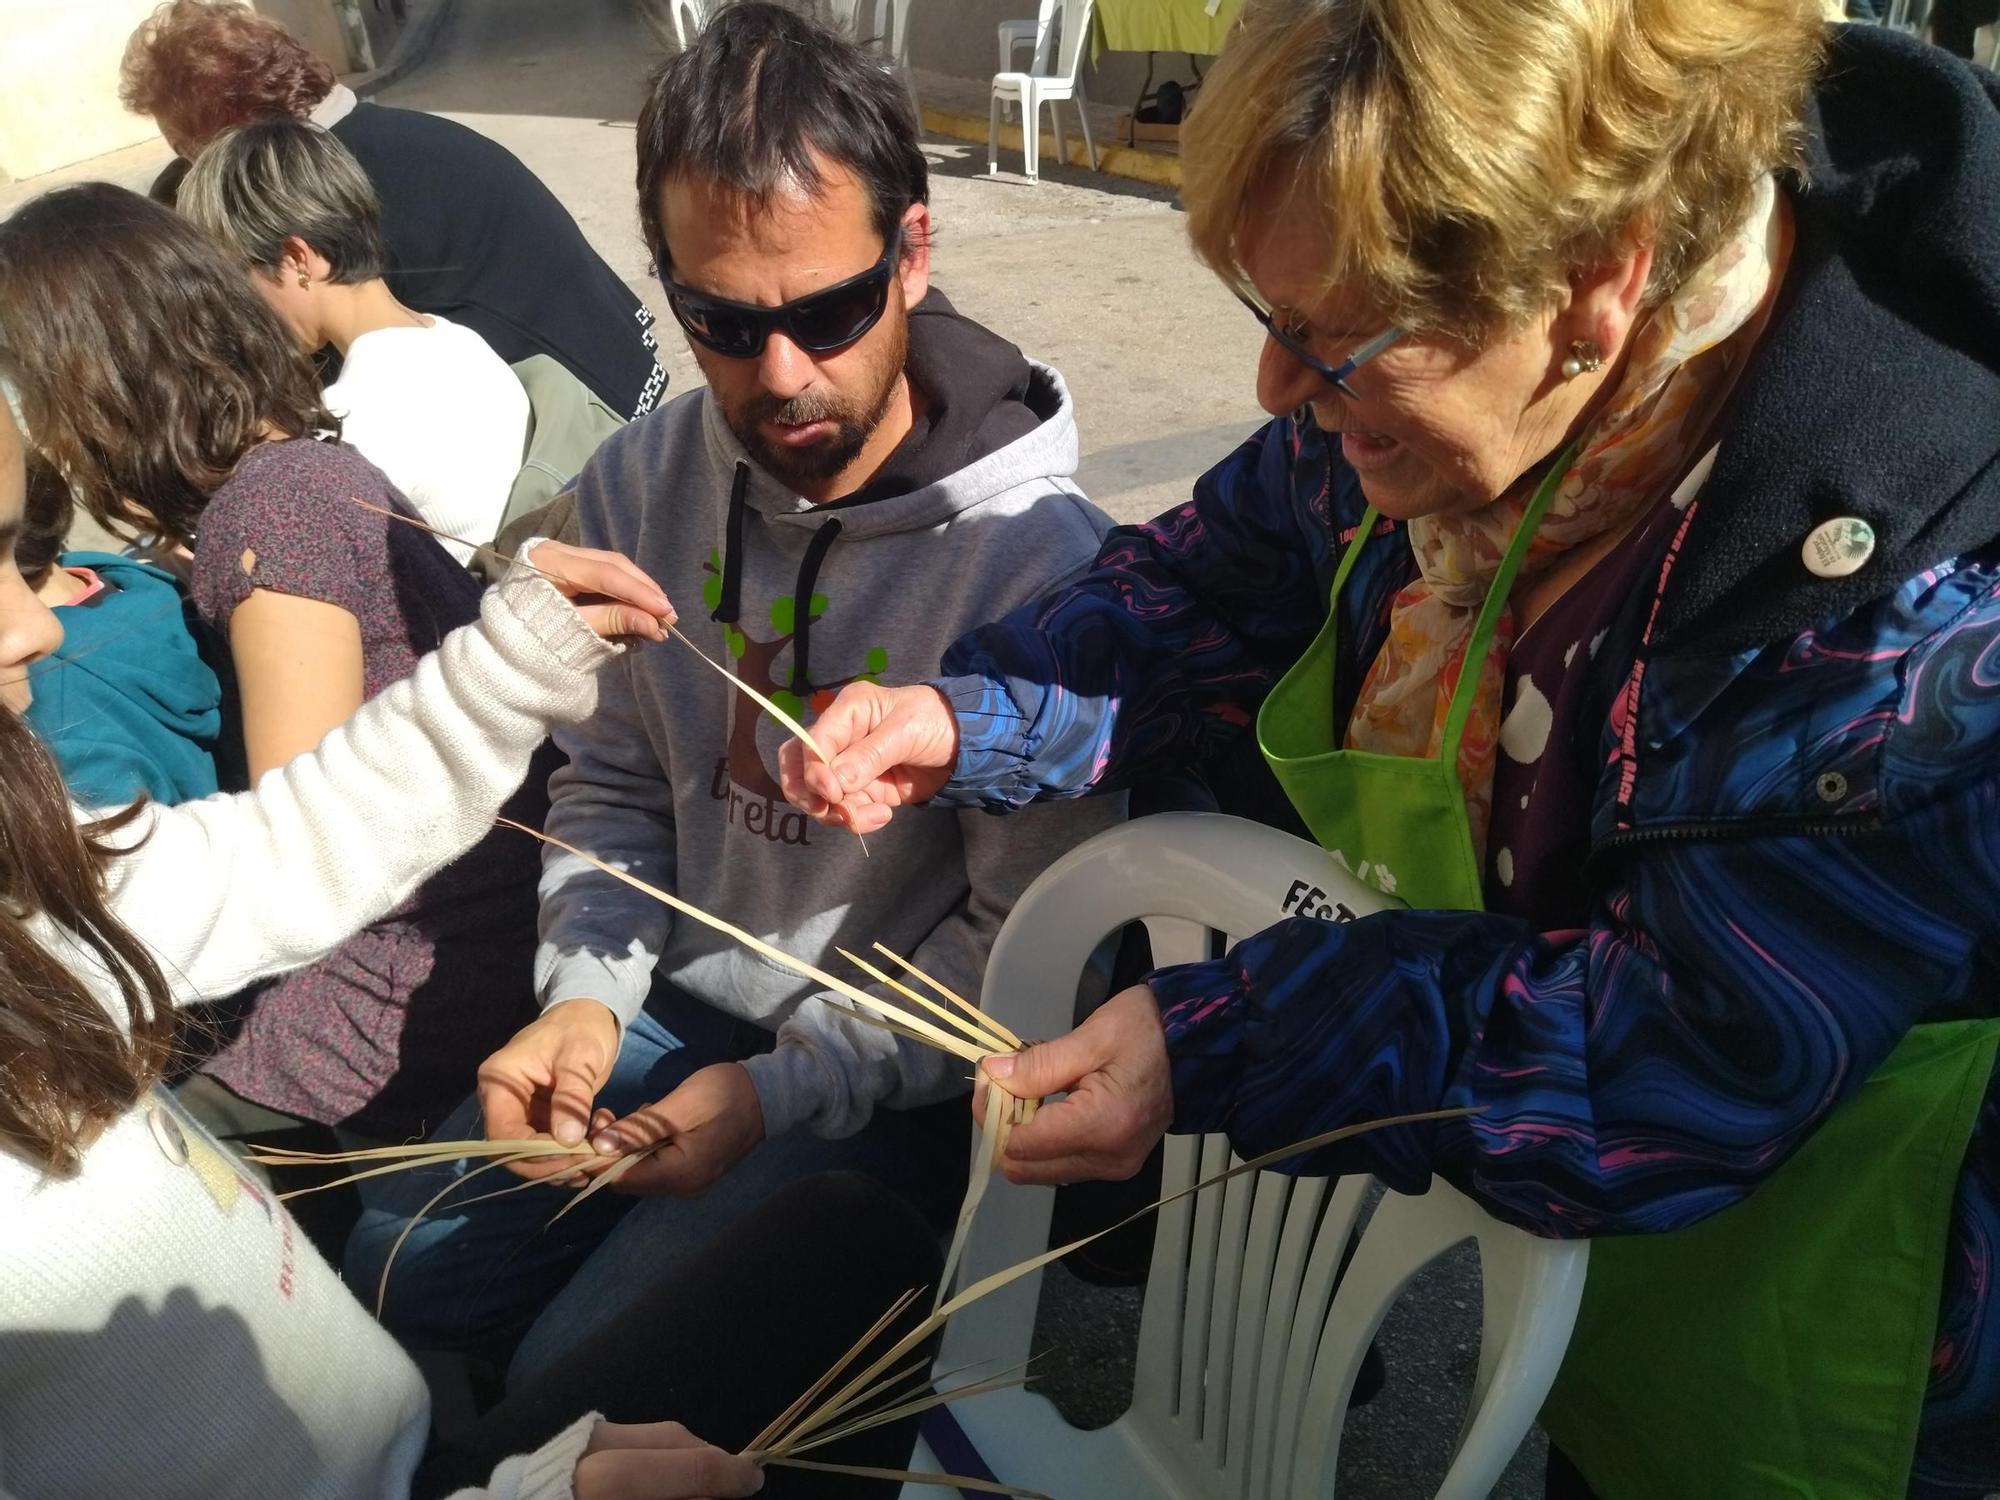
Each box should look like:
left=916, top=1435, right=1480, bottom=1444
left=1561, top=340, right=1604, bottom=380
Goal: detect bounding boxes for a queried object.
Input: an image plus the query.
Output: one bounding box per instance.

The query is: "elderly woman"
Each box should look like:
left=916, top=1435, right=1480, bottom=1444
left=781, top=4, right=2000, bottom=1496
left=121, top=0, right=665, bottom=420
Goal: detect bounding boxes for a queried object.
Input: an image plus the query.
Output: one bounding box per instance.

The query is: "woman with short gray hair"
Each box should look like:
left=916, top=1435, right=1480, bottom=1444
left=183, top=119, right=529, bottom=565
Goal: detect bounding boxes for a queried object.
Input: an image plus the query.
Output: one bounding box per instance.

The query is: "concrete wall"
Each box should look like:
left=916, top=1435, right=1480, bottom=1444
left=258, top=0, right=356, bottom=73
left=0, top=0, right=168, bottom=181
left=0, top=0, right=372, bottom=184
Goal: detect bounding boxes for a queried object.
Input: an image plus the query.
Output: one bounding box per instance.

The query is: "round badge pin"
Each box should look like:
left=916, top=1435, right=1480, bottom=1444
left=1802, top=518, right=1875, bottom=579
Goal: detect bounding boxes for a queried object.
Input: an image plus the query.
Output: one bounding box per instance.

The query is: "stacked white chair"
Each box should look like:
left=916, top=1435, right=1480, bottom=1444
left=668, top=0, right=705, bottom=49
left=995, top=2, right=1058, bottom=121
left=988, top=0, right=1099, bottom=180
left=902, top=813, right=1588, bottom=1499
left=828, top=0, right=918, bottom=112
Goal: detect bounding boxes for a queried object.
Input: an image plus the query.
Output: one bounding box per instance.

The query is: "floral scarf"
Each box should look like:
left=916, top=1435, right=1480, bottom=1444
left=1343, top=175, right=1793, bottom=856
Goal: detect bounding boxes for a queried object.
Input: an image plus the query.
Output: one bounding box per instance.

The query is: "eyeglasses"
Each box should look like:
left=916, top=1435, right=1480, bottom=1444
left=660, top=234, right=902, bottom=360
left=1233, top=287, right=1402, bottom=399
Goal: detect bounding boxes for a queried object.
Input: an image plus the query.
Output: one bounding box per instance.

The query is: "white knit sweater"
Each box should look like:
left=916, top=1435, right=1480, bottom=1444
left=0, top=565, right=616, bottom=1499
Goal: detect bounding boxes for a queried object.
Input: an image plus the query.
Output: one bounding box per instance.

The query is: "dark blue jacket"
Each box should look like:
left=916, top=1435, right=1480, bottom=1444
left=932, top=29, right=2000, bottom=1496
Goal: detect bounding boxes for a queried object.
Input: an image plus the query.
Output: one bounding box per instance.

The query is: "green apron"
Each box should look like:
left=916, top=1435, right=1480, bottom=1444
left=1255, top=454, right=2000, bottom=1498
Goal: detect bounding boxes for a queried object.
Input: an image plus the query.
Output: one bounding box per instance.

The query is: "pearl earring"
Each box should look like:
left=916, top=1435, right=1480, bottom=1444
left=1561, top=340, right=1604, bottom=380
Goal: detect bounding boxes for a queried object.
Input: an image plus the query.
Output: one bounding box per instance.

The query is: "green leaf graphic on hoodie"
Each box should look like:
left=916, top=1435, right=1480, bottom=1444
left=700, top=554, right=888, bottom=804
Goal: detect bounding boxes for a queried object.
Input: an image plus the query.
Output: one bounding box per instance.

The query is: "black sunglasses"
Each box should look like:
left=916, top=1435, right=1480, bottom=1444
left=659, top=233, right=902, bottom=360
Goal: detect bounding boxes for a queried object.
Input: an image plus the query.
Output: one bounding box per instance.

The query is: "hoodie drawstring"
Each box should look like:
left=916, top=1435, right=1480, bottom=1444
left=789, top=518, right=842, bottom=694
left=711, top=462, right=750, bottom=624
left=708, top=460, right=844, bottom=698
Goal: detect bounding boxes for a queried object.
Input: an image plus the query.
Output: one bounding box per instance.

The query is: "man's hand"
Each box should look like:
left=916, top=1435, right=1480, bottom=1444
left=476, top=998, right=623, bottom=1178
left=572, top=1420, right=764, bottom=1499
left=777, top=682, right=959, bottom=834
left=591, top=1062, right=767, bottom=1196
left=976, top=985, right=1174, bottom=1186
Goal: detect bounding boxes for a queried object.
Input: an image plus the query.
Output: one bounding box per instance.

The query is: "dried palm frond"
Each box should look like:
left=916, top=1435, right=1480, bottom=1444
left=744, top=1102, right=1479, bottom=1482
left=243, top=1135, right=644, bottom=1313
left=500, top=821, right=1019, bottom=1071
left=498, top=821, right=1039, bottom=1311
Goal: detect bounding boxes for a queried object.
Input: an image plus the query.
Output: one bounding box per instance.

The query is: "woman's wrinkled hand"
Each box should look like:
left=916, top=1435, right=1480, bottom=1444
left=777, top=681, right=959, bottom=835
left=973, top=985, right=1174, bottom=1186
left=525, top=539, right=677, bottom=643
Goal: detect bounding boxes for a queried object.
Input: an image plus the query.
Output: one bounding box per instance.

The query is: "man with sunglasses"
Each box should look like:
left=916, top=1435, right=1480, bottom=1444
left=347, top=1, right=1120, bottom=1371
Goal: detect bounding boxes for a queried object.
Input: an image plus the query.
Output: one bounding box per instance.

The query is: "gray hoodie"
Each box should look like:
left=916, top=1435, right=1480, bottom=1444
left=536, top=310, right=1119, bottom=1140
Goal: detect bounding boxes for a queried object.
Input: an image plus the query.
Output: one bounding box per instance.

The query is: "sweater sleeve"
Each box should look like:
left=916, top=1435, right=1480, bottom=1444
left=534, top=644, right=679, bottom=1028
left=95, top=564, right=616, bottom=1007
left=444, top=1413, right=598, bottom=1500
left=742, top=792, right=1128, bottom=1139
left=932, top=417, right=1332, bottom=810
left=1151, top=769, right=2000, bottom=1237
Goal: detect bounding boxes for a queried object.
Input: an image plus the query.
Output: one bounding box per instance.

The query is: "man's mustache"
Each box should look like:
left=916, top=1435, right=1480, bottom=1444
left=749, top=389, right=852, bottom=427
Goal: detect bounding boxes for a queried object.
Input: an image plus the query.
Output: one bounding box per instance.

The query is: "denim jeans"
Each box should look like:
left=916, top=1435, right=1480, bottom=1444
left=344, top=983, right=969, bottom=1385
left=408, top=1172, right=942, bottom=1500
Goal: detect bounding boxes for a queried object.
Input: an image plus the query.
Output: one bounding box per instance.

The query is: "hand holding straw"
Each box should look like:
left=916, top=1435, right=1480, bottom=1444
left=348, top=497, right=867, bottom=854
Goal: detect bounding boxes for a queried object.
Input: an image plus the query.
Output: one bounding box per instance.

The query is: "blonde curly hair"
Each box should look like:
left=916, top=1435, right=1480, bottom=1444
left=1182, top=0, right=1827, bottom=338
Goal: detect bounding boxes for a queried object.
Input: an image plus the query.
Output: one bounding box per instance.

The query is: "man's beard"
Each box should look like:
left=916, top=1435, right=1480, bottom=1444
left=722, top=319, right=907, bottom=493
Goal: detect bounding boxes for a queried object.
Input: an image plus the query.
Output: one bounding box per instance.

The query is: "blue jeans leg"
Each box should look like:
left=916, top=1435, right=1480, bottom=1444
left=344, top=1003, right=722, bottom=1360
left=506, top=1093, right=971, bottom=1386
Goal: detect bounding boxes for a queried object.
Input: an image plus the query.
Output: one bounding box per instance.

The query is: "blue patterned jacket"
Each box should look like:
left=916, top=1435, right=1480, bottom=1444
left=931, top=29, right=2000, bottom=1496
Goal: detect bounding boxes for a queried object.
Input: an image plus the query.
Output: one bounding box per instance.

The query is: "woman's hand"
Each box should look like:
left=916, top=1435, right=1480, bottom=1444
left=573, top=1420, right=764, bottom=1499
left=525, top=539, right=677, bottom=643
left=976, top=985, right=1174, bottom=1186
left=777, top=682, right=959, bottom=835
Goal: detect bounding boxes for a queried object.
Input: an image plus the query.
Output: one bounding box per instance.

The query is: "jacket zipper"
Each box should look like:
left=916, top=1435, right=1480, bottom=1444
left=1592, top=811, right=1888, bottom=866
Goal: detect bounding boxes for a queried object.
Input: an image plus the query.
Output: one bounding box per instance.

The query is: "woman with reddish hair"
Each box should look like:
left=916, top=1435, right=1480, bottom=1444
left=120, top=0, right=665, bottom=420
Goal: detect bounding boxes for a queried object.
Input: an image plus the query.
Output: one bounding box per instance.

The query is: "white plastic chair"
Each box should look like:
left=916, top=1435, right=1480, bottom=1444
left=829, top=0, right=912, bottom=67
left=995, top=2, right=1057, bottom=121
left=828, top=0, right=917, bottom=110
left=988, top=0, right=1100, bottom=180
left=904, top=813, right=1588, bottom=1500
left=667, top=0, right=705, bottom=49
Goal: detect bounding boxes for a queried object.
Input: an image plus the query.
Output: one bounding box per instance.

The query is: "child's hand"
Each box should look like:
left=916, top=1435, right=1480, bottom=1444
left=573, top=1420, right=764, bottom=1498
left=525, top=539, right=677, bottom=643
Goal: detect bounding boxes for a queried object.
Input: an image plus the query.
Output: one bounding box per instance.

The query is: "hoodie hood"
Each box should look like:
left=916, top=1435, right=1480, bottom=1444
left=28, top=551, right=222, bottom=808
left=837, top=287, right=1046, bottom=505
left=1660, top=25, right=2000, bottom=653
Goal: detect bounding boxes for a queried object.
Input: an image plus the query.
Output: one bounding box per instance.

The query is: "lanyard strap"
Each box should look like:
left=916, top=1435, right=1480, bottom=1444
left=1329, top=442, right=1582, bottom=765
left=1436, top=442, right=1581, bottom=764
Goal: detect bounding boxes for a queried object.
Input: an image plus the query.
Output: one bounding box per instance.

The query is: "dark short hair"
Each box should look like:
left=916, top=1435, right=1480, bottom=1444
left=180, top=119, right=388, bottom=283
left=634, top=1, right=928, bottom=275
left=119, top=0, right=336, bottom=151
